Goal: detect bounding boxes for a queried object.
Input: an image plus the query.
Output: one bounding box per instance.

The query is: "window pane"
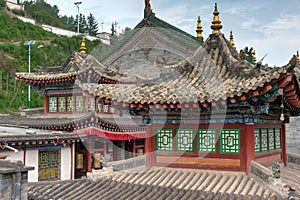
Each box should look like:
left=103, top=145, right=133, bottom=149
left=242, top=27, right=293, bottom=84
left=67, top=96, right=74, bottom=112
left=220, top=129, right=240, bottom=154
left=275, top=128, right=281, bottom=149
left=156, top=128, right=173, bottom=151
left=261, top=128, right=268, bottom=152
left=38, top=149, right=61, bottom=181
left=58, top=97, right=66, bottom=112
left=197, top=129, right=216, bottom=153
left=176, top=129, right=194, bottom=152
left=254, top=128, right=261, bottom=153
left=48, top=97, right=57, bottom=113
left=268, top=128, right=275, bottom=150
left=76, top=96, right=84, bottom=112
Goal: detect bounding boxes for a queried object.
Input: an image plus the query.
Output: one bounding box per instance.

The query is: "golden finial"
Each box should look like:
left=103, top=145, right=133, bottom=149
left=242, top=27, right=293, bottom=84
left=80, top=37, right=87, bottom=54
left=296, top=51, right=300, bottom=63
left=253, top=50, right=257, bottom=63
left=211, top=3, right=223, bottom=34
left=229, top=31, right=235, bottom=48
left=196, top=16, right=203, bottom=40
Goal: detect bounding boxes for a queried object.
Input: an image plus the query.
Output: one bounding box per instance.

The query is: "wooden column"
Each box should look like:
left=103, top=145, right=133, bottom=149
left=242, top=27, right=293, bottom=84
left=281, top=124, right=287, bottom=166
left=145, top=125, right=155, bottom=168
left=244, top=124, right=255, bottom=173
left=44, top=96, right=48, bottom=114
left=86, top=142, right=92, bottom=173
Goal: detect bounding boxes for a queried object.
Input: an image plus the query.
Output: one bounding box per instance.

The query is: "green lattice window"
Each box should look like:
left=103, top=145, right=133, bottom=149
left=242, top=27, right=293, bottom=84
left=275, top=128, right=281, bottom=149
left=261, top=128, right=268, bottom=152
left=220, top=129, right=240, bottom=154
left=48, top=97, right=57, bottom=113
left=38, top=149, right=61, bottom=181
left=268, top=128, right=275, bottom=150
left=197, top=129, right=216, bottom=153
left=58, top=97, right=66, bottom=112
left=176, top=129, right=194, bottom=152
left=76, top=96, right=84, bottom=112
left=156, top=128, right=173, bottom=151
left=254, top=128, right=261, bottom=153
left=67, top=96, right=74, bottom=112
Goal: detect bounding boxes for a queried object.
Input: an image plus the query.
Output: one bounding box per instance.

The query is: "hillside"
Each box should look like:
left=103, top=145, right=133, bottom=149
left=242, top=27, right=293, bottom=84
left=0, top=1, right=105, bottom=113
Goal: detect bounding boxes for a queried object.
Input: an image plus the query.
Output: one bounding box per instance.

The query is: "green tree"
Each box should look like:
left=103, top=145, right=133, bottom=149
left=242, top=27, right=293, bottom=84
left=87, top=13, right=98, bottom=36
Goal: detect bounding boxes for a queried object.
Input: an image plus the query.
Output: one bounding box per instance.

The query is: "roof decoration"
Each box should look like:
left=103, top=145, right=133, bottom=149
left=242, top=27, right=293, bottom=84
left=80, top=37, right=87, bottom=54
left=297, top=50, right=300, bottom=63
left=253, top=50, right=257, bottom=63
left=196, top=16, right=204, bottom=41
left=211, top=3, right=223, bottom=34
left=229, top=31, right=235, bottom=48
left=144, top=0, right=155, bottom=18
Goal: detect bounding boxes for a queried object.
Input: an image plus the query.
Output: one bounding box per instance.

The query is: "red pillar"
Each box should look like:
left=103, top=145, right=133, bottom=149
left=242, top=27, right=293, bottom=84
left=244, top=124, right=255, bottom=173
left=44, top=96, right=48, bottom=114
left=281, top=124, right=287, bottom=166
left=145, top=125, right=155, bottom=168
left=86, top=142, right=92, bottom=173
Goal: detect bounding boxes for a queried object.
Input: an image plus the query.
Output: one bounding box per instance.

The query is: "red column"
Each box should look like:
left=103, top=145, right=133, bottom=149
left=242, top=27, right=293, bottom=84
left=44, top=96, right=48, bottom=114
left=244, top=124, right=255, bottom=173
left=23, top=147, right=26, bottom=165
left=145, top=125, right=155, bottom=168
left=281, top=124, right=287, bottom=166
left=86, top=142, right=92, bottom=173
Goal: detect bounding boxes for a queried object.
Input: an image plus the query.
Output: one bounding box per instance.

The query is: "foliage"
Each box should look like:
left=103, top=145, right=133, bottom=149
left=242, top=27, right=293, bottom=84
left=11, top=9, right=25, bottom=16
left=0, top=10, right=105, bottom=113
left=0, top=0, right=5, bottom=10
left=87, top=13, right=98, bottom=36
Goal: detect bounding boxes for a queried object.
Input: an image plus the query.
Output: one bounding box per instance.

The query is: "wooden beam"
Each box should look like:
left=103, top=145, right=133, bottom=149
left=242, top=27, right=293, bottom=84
left=252, top=91, right=259, bottom=97
left=262, top=85, right=272, bottom=94
left=240, top=95, right=247, bottom=101
left=284, top=84, right=295, bottom=92
left=278, top=76, right=292, bottom=88
left=230, top=98, right=236, bottom=104
left=286, top=90, right=296, bottom=97
left=202, top=102, right=209, bottom=108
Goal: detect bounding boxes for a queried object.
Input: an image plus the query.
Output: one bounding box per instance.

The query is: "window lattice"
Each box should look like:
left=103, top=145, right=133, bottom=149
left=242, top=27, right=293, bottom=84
left=67, top=96, right=74, bottom=112
left=197, top=129, right=216, bottom=153
left=48, top=97, right=57, bottom=113
left=76, top=96, right=84, bottom=112
left=220, top=129, right=240, bottom=154
left=254, top=128, right=261, bottom=153
left=275, top=128, right=281, bottom=149
left=156, top=128, right=173, bottom=151
left=261, top=128, right=268, bottom=152
left=176, top=129, right=194, bottom=152
left=38, top=149, right=61, bottom=181
left=58, top=97, right=66, bottom=112
left=268, top=128, right=275, bottom=150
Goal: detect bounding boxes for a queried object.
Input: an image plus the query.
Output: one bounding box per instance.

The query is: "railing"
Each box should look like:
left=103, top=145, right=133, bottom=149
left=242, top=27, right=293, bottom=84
left=107, top=155, right=146, bottom=171
left=287, top=154, right=300, bottom=165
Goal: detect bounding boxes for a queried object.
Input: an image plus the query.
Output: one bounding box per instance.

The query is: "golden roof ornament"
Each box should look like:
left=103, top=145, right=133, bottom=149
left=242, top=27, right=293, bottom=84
left=229, top=31, right=235, bottom=47
left=196, top=16, right=204, bottom=41
left=253, top=50, right=257, bottom=63
left=297, top=50, right=300, bottom=63
left=211, top=3, right=223, bottom=34
left=80, top=37, right=87, bottom=54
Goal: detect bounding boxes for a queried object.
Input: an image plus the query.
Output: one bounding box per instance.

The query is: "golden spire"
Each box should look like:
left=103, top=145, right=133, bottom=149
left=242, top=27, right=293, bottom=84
left=211, top=3, right=223, bottom=34
left=252, top=50, right=257, bottom=63
left=297, top=50, right=300, bottom=63
left=229, top=31, right=235, bottom=48
left=80, top=37, right=87, bottom=54
left=196, top=16, right=203, bottom=41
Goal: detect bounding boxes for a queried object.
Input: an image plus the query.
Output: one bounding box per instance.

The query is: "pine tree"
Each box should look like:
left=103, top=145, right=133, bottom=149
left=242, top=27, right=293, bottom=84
left=87, top=13, right=98, bottom=36
left=111, top=22, right=116, bottom=36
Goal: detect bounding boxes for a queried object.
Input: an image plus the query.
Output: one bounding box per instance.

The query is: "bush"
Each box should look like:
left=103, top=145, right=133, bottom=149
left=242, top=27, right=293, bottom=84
left=12, top=9, right=25, bottom=16
left=0, top=0, right=5, bottom=10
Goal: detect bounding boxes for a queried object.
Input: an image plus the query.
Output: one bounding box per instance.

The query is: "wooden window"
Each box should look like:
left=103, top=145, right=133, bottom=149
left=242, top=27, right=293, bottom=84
left=197, top=129, right=216, bottom=153
left=220, top=129, right=240, bottom=154
left=268, top=128, right=275, bottom=150
left=67, top=96, right=74, bottom=112
left=48, top=97, right=57, bottom=113
left=261, top=128, right=268, bottom=152
left=275, top=128, right=281, bottom=149
left=156, top=128, right=173, bottom=151
left=176, top=129, right=194, bottom=152
left=254, top=128, right=261, bottom=153
left=38, top=149, right=61, bottom=181
left=58, top=97, right=66, bottom=112
left=76, top=96, right=84, bottom=112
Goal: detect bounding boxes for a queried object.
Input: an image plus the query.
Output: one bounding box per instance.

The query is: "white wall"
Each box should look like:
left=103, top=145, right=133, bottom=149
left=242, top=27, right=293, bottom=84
left=17, top=16, right=35, bottom=25
left=6, top=1, right=24, bottom=11
left=61, top=146, right=72, bottom=180
left=0, top=150, right=24, bottom=163
left=25, top=150, right=39, bottom=182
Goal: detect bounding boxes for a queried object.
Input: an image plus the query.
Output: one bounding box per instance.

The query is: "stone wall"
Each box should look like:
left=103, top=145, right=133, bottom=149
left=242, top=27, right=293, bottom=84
left=286, top=117, right=300, bottom=155
left=108, top=155, right=146, bottom=171
left=0, top=160, right=33, bottom=200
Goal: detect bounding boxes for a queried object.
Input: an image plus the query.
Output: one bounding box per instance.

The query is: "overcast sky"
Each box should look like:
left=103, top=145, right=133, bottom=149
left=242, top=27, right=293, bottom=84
left=46, top=0, right=300, bottom=67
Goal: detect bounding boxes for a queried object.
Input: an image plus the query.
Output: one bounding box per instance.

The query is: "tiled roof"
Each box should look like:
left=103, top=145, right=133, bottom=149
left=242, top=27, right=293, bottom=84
left=89, top=34, right=295, bottom=106
left=28, top=167, right=284, bottom=200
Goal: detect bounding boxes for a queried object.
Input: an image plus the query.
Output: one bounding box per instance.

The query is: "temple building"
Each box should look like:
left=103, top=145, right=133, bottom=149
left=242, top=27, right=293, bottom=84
left=1, top=1, right=300, bottom=181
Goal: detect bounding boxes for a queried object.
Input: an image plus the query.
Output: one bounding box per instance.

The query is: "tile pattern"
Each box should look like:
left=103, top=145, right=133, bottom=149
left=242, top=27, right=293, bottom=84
left=28, top=167, right=285, bottom=200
